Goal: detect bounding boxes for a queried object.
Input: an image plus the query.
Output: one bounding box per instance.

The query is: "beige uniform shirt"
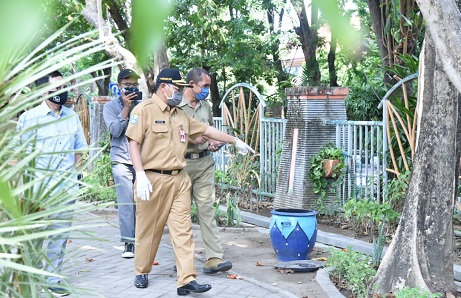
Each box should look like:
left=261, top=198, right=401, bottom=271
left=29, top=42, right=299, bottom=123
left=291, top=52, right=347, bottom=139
left=179, top=98, right=214, bottom=154
left=126, top=94, right=208, bottom=170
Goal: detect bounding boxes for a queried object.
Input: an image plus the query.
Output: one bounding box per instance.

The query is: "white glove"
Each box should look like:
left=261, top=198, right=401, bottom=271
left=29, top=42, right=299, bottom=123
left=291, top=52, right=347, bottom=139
left=234, top=138, right=255, bottom=155
left=135, top=171, right=153, bottom=201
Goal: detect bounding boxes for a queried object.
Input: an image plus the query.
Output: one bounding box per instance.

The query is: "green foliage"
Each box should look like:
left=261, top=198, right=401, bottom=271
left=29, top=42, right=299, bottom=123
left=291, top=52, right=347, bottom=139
left=82, top=155, right=116, bottom=204
left=387, top=171, right=410, bottom=214
left=372, top=223, right=385, bottom=266
left=190, top=202, right=199, bottom=224
left=225, top=193, right=242, bottom=227
left=81, top=134, right=116, bottom=204
left=385, top=54, right=420, bottom=79
left=326, top=246, right=376, bottom=298
left=0, top=11, right=117, bottom=296
left=394, top=287, right=442, bottom=298
left=344, top=198, right=400, bottom=238
left=222, top=152, right=260, bottom=211
left=213, top=199, right=222, bottom=224
left=345, top=86, right=384, bottom=121
left=214, top=169, right=226, bottom=184
left=309, top=143, right=346, bottom=215
left=166, top=0, right=281, bottom=90
left=384, top=54, right=419, bottom=174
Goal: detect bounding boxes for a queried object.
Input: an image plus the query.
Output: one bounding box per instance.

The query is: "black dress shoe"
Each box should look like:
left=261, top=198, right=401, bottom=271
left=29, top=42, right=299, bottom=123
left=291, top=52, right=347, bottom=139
left=134, top=274, right=148, bottom=288
left=177, top=280, right=211, bottom=295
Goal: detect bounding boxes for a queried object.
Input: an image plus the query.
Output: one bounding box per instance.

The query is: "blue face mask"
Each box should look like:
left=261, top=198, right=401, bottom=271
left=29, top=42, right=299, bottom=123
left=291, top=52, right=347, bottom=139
left=195, top=87, right=210, bottom=101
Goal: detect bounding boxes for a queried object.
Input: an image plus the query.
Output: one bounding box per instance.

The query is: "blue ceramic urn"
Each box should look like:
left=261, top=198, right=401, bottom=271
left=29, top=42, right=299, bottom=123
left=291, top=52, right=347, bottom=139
left=269, top=209, right=317, bottom=261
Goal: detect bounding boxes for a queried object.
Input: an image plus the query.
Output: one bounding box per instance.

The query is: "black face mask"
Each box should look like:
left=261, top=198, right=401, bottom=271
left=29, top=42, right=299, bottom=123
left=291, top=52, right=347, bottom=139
left=48, top=91, right=68, bottom=105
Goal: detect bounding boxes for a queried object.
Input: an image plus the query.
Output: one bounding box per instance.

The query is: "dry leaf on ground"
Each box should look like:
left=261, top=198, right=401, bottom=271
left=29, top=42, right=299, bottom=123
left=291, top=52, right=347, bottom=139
left=85, top=258, right=94, bottom=262
left=227, top=274, right=242, bottom=279
left=256, top=262, right=263, bottom=266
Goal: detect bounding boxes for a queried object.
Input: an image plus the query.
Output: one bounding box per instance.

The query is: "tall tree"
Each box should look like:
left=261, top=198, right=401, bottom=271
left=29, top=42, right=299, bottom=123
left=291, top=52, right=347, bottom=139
left=166, top=0, right=278, bottom=115
left=263, top=0, right=290, bottom=88
left=81, top=0, right=171, bottom=96
left=372, top=0, right=461, bottom=294
left=292, top=0, right=321, bottom=85
left=366, top=0, right=424, bottom=85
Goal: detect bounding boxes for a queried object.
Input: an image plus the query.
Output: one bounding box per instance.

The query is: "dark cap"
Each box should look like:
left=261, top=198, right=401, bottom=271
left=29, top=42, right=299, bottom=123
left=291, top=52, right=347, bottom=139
left=117, top=69, right=140, bottom=82
left=156, top=68, right=192, bottom=87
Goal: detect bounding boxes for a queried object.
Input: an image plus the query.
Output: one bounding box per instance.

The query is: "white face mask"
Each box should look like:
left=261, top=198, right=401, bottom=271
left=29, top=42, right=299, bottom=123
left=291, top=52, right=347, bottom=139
left=165, top=84, right=183, bottom=107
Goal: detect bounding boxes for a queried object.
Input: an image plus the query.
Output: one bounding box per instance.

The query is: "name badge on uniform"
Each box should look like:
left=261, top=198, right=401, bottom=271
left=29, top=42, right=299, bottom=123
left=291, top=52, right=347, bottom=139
left=179, top=128, right=186, bottom=143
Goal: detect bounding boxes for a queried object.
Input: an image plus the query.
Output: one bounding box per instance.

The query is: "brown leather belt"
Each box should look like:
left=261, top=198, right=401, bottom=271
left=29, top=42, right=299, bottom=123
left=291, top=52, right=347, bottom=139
left=147, top=169, right=181, bottom=176
left=185, top=150, right=210, bottom=160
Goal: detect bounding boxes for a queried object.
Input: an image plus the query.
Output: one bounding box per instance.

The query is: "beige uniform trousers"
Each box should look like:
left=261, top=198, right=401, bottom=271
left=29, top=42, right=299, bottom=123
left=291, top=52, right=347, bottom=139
left=134, top=170, right=196, bottom=287
left=184, top=155, right=223, bottom=260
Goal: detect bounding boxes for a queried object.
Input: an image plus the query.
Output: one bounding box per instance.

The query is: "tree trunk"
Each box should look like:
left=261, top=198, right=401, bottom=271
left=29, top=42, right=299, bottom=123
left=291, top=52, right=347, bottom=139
left=292, top=0, right=320, bottom=85
left=366, top=0, right=389, bottom=70
left=145, top=42, right=170, bottom=95
left=210, top=72, right=220, bottom=117
left=372, top=32, right=461, bottom=295
left=266, top=1, right=289, bottom=88
left=82, top=0, right=148, bottom=96
left=91, top=67, right=111, bottom=96
left=105, top=0, right=130, bottom=48
left=328, top=34, right=338, bottom=87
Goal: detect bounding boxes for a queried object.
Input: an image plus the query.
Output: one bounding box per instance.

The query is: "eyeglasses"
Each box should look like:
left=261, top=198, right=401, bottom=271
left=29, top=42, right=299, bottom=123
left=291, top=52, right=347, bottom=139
left=121, top=83, right=139, bottom=87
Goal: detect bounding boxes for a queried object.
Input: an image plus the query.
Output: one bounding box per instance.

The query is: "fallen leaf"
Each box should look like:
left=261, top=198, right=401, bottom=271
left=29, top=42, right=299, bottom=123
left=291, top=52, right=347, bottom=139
left=314, top=257, right=327, bottom=261
left=85, top=258, right=94, bottom=262
left=227, top=274, right=242, bottom=279
left=153, top=261, right=159, bottom=265
left=66, top=239, right=72, bottom=243
left=341, top=248, right=348, bottom=252
left=77, top=270, right=89, bottom=274
left=256, top=262, right=263, bottom=266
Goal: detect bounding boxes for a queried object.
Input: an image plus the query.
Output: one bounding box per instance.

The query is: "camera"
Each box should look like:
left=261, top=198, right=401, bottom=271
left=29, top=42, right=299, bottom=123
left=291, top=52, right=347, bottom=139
left=123, top=87, right=142, bottom=101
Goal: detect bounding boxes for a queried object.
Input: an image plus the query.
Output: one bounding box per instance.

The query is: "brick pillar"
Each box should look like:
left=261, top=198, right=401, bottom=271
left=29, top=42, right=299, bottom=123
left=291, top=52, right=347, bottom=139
left=274, top=87, right=348, bottom=210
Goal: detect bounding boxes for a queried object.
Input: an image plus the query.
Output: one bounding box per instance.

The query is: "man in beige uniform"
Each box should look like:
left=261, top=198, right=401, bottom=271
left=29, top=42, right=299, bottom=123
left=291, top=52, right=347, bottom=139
left=126, top=68, right=253, bottom=295
left=179, top=68, right=232, bottom=274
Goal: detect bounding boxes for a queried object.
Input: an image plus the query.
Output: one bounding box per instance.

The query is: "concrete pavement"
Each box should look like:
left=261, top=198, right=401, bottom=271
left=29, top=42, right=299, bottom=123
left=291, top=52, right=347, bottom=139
left=59, top=207, right=301, bottom=298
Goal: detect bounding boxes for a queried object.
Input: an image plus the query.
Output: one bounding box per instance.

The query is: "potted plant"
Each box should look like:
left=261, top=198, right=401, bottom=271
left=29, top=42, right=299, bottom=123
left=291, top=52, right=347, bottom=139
left=309, top=143, right=347, bottom=210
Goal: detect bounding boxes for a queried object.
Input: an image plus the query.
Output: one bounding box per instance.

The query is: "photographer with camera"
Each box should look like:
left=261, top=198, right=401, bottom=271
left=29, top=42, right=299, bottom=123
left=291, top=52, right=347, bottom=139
left=103, top=69, right=142, bottom=258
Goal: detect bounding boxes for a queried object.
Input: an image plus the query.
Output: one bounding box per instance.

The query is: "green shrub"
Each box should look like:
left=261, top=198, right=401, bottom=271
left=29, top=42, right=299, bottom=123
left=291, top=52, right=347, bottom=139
left=225, top=193, right=242, bottom=227
left=345, top=86, right=383, bottom=121
left=327, top=246, right=376, bottom=298
left=344, top=198, right=399, bottom=238
left=82, top=136, right=116, bottom=204
left=387, top=171, right=410, bottom=214
left=394, top=287, right=442, bottom=298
